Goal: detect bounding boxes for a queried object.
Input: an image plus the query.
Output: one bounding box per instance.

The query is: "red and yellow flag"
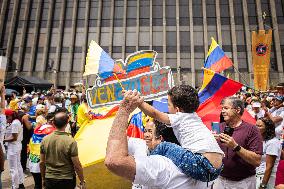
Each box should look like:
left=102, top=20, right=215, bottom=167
left=252, top=29, right=272, bottom=91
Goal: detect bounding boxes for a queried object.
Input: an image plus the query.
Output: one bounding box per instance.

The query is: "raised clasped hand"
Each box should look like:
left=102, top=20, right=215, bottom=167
left=121, top=89, right=144, bottom=113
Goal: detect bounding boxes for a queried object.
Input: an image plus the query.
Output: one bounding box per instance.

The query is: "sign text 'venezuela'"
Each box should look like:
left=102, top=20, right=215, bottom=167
left=86, top=67, right=173, bottom=108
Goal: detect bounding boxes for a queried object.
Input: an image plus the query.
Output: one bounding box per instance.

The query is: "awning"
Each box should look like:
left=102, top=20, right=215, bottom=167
left=5, top=75, right=53, bottom=88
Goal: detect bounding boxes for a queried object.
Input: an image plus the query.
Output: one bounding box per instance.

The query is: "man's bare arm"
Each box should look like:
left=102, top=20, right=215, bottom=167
left=39, top=153, right=46, bottom=183
left=0, top=86, right=5, bottom=109
left=139, top=102, right=170, bottom=124
left=71, top=156, right=85, bottom=184
left=105, top=90, right=142, bottom=181
left=235, top=147, right=261, bottom=167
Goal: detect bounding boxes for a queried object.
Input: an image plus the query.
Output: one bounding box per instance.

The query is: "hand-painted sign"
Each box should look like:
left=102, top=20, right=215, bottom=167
left=86, top=50, right=174, bottom=108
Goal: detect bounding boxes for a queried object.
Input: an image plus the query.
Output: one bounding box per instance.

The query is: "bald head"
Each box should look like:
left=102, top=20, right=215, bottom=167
left=54, top=112, right=69, bottom=129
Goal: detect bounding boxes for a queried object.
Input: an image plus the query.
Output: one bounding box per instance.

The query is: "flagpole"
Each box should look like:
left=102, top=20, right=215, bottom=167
left=113, top=73, right=125, bottom=91
left=231, top=65, right=260, bottom=92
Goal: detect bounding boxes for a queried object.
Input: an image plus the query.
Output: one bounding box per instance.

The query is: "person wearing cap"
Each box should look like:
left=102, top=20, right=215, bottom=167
left=264, top=96, right=284, bottom=139
left=4, top=109, right=25, bottom=189
left=249, top=101, right=265, bottom=120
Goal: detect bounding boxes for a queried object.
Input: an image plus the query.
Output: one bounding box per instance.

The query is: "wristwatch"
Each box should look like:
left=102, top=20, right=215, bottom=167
left=259, top=183, right=267, bottom=188
left=232, top=145, right=241, bottom=152
left=80, top=180, right=86, bottom=185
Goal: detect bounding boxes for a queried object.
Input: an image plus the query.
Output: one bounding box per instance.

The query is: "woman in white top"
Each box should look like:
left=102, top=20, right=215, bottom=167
left=256, top=117, right=282, bottom=189
left=4, top=109, right=24, bottom=189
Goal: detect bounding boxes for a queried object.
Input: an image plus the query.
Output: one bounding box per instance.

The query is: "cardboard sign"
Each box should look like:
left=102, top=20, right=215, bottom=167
left=86, top=66, right=173, bottom=108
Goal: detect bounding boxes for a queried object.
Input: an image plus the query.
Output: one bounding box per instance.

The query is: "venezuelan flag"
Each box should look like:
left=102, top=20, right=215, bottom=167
left=126, top=50, right=156, bottom=72
left=197, top=69, right=243, bottom=117
left=89, top=105, right=119, bottom=119
left=127, top=112, right=145, bottom=139
left=29, top=124, right=56, bottom=164
left=204, top=38, right=233, bottom=72
left=83, top=41, right=125, bottom=79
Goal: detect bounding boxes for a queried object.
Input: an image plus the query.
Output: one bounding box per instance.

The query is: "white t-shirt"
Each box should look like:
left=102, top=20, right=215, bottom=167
left=48, top=103, right=62, bottom=113
left=5, top=119, right=23, bottom=155
left=128, top=137, right=148, bottom=157
left=270, top=107, right=284, bottom=138
left=134, top=155, right=212, bottom=189
left=256, top=137, right=282, bottom=174
left=168, top=112, right=224, bottom=154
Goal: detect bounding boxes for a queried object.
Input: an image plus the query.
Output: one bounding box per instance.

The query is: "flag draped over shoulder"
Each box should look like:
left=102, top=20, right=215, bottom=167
left=83, top=40, right=124, bottom=79
left=204, top=38, right=233, bottom=72
left=197, top=69, right=243, bottom=118
left=29, top=124, right=56, bottom=164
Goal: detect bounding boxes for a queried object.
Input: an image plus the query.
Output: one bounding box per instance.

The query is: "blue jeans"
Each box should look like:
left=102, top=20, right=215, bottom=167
left=150, top=142, right=223, bottom=182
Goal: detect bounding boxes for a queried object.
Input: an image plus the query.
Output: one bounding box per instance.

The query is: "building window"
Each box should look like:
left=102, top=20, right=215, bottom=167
left=139, top=0, right=150, bottom=26
left=62, top=47, right=69, bottom=53
left=166, top=0, right=176, bottom=26
left=74, top=46, right=82, bottom=53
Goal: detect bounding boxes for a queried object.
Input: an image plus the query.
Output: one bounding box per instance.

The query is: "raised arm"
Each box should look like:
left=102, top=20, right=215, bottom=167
left=105, top=90, right=143, bottom=181
left=139, top=102, right=170, bottom=125
left=0, top=86, right=5, bottom=110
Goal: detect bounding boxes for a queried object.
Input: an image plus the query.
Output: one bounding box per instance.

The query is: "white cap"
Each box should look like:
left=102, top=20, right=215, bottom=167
left=36, top=104, right=45, bottom=110
left=252, top=102, right=261, bottom=108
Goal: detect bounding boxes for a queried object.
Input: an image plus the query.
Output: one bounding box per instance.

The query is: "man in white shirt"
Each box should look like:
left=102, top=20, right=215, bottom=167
left=105, top=90, right=212, bottom=189
left=248, top=101, right=265, bottom=120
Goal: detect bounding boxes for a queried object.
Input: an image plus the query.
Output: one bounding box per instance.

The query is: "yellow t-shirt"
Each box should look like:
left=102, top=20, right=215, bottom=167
left=9, top=99, right=20, bottom=111
left=77, top=103, right=90, bottom=127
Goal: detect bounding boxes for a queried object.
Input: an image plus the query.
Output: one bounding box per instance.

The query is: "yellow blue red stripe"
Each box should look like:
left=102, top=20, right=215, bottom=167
left=204, top=38, right=233, bottom=72
left=197, top=69, right=243, bottom=117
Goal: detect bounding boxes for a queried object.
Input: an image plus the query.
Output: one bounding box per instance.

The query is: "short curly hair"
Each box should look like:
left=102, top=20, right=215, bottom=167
left=167, top=85, right=199, bottom=113
left=259, top=117, right=276, bottom=141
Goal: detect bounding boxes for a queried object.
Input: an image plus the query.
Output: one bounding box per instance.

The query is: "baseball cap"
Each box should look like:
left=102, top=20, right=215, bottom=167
left=275, top=96, right=284, bottom=102
left=252, top=102, right=261, bottom=108
left=24, top=97, right=33, bottom=102
left=4, top=109, right=14, bottom=116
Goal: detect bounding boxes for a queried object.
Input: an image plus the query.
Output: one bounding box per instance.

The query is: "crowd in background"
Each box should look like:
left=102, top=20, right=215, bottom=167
left=0, top=86, right=90, bottom=189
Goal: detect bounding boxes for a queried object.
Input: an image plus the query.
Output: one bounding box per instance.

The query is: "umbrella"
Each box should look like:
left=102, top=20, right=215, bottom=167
left=5, top=89, right=19, bottom=96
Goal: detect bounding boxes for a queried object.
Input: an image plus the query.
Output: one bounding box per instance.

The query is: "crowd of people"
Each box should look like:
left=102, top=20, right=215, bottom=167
left=0, top=83, right=283, bottom=189
left=105, top=84, right=284, bottom=189
left=0, top=86, right=90, bottom=189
